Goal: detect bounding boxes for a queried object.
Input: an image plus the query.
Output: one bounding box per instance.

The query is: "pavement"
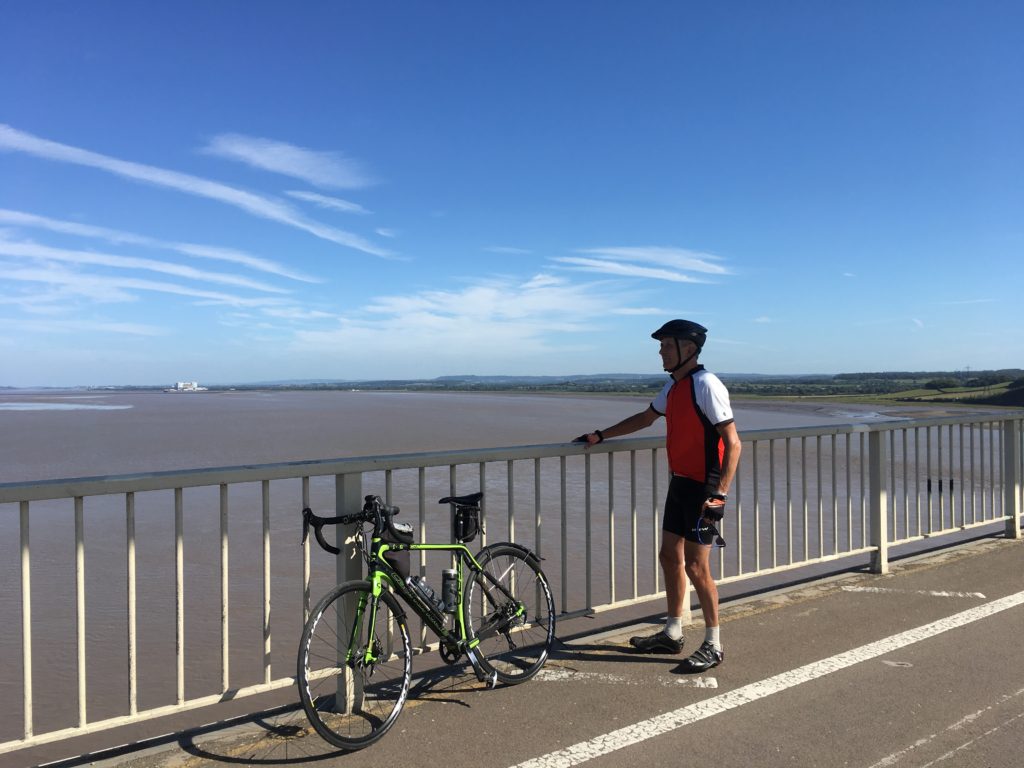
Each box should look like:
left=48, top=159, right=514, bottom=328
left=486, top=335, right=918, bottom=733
left=16, top=534, right=1024, bottom=768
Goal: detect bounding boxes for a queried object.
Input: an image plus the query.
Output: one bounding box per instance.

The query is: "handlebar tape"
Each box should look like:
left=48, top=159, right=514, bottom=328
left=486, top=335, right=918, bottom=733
left=301, top=498, right=400, bottom=556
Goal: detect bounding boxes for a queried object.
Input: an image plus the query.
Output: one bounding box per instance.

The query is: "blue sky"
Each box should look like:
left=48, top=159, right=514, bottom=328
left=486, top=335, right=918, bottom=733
left=1, top=2, right=1021, bottom=387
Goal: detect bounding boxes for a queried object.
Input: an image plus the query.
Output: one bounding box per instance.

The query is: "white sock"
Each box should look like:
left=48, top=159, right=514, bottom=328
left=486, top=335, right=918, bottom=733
left=705, top=625, right=721, bottom=650
left=665, top=616, right=684, bottom=640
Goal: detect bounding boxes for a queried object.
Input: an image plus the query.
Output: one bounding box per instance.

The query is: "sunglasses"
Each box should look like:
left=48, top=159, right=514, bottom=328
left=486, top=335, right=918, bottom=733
left=694, top=519, right=726, bottom=548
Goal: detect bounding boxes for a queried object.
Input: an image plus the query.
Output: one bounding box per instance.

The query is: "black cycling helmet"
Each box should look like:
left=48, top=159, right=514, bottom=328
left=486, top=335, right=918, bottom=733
left=652, top=319, right=707, bottom=373
left=651, top=319, right=707, bottom=349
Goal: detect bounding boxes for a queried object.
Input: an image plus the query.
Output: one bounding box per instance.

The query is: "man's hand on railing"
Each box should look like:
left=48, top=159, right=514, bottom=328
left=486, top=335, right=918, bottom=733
left=572, top=429, right=604, bottom=447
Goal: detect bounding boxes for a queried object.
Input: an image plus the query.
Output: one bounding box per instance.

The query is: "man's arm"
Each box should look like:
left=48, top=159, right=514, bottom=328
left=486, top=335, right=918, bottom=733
left=575, top=406, right=661, bottom=446
left=700, top=421, right=741, bottom=521
left=715, top=421, right=742, bottom=495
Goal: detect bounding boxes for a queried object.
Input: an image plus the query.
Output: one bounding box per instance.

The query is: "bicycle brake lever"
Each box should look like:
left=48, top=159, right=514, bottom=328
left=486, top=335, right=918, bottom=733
left=301, top=507, right=312, bottom=545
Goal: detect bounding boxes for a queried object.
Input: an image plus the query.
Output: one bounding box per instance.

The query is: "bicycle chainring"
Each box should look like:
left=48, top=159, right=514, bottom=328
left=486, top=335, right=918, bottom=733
left=439, top=643, right=463, bottom=665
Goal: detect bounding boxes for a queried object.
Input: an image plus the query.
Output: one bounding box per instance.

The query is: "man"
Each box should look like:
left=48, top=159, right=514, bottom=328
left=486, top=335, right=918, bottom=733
left=574, top=319, right=741, bottom=671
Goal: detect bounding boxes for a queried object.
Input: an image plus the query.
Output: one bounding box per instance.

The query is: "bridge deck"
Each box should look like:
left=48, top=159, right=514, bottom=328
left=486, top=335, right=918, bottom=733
left=19, top=536, right=1024, bottom=768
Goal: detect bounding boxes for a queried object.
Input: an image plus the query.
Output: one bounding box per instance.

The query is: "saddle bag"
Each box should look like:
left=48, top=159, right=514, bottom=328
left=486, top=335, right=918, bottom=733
left=453, top=506, right=480, bottom=543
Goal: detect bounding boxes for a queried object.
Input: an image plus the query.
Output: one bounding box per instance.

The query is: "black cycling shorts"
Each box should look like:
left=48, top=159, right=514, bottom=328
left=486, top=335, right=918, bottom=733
left=663, top=475, right=714, bottom=543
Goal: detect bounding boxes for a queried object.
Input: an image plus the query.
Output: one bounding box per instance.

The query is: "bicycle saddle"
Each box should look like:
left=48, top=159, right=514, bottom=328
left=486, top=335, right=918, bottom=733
left=439, top=492, right=483, bottom=507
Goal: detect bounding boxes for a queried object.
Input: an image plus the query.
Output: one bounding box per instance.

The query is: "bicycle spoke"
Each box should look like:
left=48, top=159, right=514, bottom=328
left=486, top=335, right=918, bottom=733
left=465, top=546, right=555, bottom=684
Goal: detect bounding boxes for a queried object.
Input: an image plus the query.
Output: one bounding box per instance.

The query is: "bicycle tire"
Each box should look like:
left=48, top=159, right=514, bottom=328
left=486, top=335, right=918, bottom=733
left=297, top=581, right=411, bottom=750
left=464, top=544, right=555, bottom=684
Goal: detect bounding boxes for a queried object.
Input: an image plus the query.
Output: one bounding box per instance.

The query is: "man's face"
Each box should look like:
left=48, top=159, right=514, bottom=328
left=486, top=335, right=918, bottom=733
left=659, top=337, right=679, bottom=370
left=659, top=337, right=695, bottom=371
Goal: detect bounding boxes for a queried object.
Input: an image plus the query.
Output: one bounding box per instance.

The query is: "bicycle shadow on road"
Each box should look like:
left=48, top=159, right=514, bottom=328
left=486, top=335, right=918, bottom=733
left=174, top=710, right=342, bottom=766
left=140, top=643, right=667, bottom=766
left=174, top=665, right=492, bottom=766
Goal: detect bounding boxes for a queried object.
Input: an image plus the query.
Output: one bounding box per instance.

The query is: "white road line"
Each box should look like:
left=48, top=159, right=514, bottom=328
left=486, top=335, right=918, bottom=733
left=841, top=586, right=987, bottom=599
left=536, top=668, right=718, bottom=689
left=509, top=589, right=1024, bottom=768
left=919, top=709, right=1024, bottom=767
left=864, top=686, right=1024, bottom=768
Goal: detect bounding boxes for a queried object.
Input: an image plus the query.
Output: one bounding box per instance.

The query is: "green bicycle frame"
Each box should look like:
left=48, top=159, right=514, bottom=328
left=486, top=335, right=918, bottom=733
left=375, top=539, right=527, bottom=652
left=372, top=540, right=484, bottom=646
left=344, top=531, right=530, bottom=676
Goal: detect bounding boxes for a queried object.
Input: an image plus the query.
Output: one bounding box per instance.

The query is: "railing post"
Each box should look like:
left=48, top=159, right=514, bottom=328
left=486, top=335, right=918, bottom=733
left=20, top=501, right=32, bottom=740
left=1004, top=420, right=1021, bottom=539
left=336, top=472, right=365, bottom=582
left=868, top=430, right=889, bottom=574
left=335, top=472, right=364, bottom=712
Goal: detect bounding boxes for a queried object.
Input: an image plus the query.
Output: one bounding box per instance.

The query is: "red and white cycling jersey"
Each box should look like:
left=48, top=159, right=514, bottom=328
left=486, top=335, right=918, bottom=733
left=651, top=366, right=734, bottom=485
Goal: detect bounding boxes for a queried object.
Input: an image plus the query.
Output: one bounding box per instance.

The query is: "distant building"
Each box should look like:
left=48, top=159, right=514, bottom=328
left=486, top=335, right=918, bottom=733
left=169, top=381, right=208, bottom=392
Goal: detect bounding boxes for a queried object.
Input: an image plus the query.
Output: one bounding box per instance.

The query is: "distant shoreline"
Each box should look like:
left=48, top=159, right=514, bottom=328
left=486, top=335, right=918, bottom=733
left=3, top=367, right=1023, bottom=407
left=2, top=386, right=1021, bottom=413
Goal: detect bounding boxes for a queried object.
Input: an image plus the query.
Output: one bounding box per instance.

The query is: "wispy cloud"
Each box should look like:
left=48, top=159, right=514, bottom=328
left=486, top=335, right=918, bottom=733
left=611, top=306, right=676, bottom=316
left=522, top=273, right=562, bottom=289
left=286, top=190, right=372, bottom=215
left=485, top=246, right=533, bottom=255
left=0, top=317, right=166, bottom=336
left=1, top=217, right=343, bottom=335
left=293, top=274, right=639, bottom=362
left=202, top=133, right=375, bottom=188
left=0, top=238, right=289, bottom=294
left=0, top=208, right=321, bottom=282
left=553, top=256, right=704, bottom=283
left=754, top=316, right=772, bottom=323
left=552, top=246, right=731, bottom=283
left=2, top=261, right=291, bottom=308
left=0, top=124, right=391, bottom=257
left=172, top=243, right=319, bottom=282
left=261, top=307, right=336, bottom=321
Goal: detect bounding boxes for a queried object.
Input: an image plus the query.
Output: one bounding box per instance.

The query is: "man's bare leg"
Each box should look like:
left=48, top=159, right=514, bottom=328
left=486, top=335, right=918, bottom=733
left=683, top=539, right=718, bottom=629
left=678, top=539, right=724, bottom=670
left=661, top=531, right=688, bottom=617
left=628, top=531, right=687, bottom=652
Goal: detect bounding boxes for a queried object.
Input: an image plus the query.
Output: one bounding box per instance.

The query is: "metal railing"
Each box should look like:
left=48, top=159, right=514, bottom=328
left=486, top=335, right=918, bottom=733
left=1, top=412, right=1021, bottom=757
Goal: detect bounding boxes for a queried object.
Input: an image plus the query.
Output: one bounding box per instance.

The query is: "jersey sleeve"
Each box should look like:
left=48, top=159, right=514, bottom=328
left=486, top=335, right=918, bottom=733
left=651, top=379, right=673, bottom=415
left=694, top=371, right=734, bottom=426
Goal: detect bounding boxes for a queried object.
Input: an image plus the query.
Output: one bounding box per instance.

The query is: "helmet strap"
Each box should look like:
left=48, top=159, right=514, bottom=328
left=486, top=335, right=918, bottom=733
left=668, top=339, right=698, bottom=373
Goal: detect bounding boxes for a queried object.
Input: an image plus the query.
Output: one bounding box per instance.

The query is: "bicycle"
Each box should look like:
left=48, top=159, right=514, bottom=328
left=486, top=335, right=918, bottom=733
left=297, top=491, right=556, bottom=750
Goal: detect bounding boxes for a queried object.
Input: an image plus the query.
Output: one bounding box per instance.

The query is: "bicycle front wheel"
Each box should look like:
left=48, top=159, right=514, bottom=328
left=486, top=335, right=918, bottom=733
left=465, top=544, right=555, bottom=684
left=297, top=581, right=411, bottom=750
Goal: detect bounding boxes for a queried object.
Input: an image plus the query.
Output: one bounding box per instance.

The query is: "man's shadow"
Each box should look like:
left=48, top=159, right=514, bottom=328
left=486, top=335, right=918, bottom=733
left=551, top=636, right=705, bottom=676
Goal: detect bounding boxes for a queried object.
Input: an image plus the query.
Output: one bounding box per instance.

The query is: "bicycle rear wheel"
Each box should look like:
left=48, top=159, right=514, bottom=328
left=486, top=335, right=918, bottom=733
left=465, top=544, right=555, bottom=684
left=297, top=581, right=411, bottom=750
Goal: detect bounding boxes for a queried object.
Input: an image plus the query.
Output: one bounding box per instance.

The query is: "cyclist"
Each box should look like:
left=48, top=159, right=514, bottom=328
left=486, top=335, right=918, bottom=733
left=574, top=319, right=741, bottom=671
